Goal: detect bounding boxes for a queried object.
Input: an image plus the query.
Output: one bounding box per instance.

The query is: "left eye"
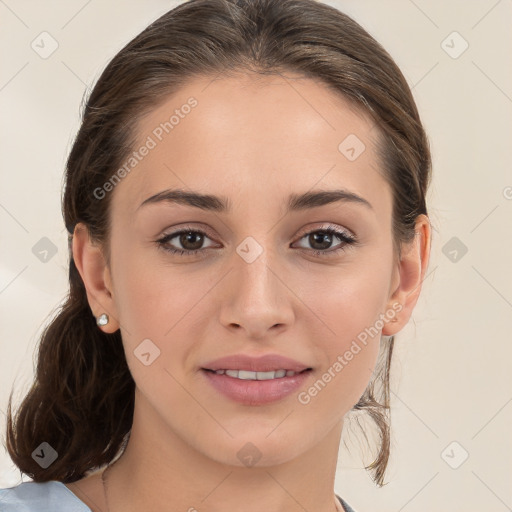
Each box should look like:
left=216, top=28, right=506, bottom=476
left=293, top=227, right=357, bottom=256
left=156, top=229, right=216, bottom=256
left=156, top=225, right=357, bottom=258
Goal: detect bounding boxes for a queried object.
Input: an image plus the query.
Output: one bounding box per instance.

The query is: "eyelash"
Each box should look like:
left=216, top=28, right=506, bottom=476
left=156, top=224, right=357, bottom=258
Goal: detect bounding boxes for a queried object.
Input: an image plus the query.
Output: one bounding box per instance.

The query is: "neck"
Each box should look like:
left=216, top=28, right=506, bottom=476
left=104, top=388, right=344, bottom=512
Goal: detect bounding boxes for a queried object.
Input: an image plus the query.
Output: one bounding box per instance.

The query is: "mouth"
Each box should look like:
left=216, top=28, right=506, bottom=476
left=201, top=367, right=313, bottom=405
left=202, top=368, right=313, bottom=380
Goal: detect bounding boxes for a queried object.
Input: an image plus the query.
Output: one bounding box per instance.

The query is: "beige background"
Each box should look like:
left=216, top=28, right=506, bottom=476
left=1, top=1, right=511, bottom=511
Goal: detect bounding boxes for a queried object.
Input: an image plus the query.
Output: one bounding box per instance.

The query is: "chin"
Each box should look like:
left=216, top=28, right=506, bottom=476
left=204, top=431, right=310, bottom=469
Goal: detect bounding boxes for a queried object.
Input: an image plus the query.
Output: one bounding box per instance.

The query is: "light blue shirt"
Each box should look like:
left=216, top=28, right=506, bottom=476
left=0, top=480, right=356, bottom=511
left=0, top=481, right=91, bottom=511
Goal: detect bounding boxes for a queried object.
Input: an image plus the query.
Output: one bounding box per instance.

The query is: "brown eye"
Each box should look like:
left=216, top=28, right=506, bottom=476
left=157, top=229, right=215, bottom=256
left=177, top=231, right=204, bottom=251
left=308, top=231, right=335, bottom=251
left=293, top=227, right=357, bottom=257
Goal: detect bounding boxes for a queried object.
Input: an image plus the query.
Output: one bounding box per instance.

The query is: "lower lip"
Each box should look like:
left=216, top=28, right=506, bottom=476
left=202, top=369, right=312, bottom=405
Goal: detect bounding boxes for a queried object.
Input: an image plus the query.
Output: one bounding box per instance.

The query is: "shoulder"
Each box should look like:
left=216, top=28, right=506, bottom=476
left=337, top=494, right=358, bottom=512
left=0, top=480, right=92, bottom=511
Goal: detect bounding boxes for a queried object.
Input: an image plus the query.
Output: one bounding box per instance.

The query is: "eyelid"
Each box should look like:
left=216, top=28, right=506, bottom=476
left=158, top=223, right=217, bottom=240
left=294, top=222, right=355, bottom=241
left=156, top=221, right=357, bottom=257
left=157, top=222, right=354, bottom=244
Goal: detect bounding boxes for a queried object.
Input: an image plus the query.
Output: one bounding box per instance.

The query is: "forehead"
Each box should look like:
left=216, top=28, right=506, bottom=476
left=111, top=72, right=390, bottom=219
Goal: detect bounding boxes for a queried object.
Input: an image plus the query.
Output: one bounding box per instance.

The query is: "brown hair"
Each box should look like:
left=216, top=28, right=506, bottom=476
left=5, top=0, right=431, bottom=487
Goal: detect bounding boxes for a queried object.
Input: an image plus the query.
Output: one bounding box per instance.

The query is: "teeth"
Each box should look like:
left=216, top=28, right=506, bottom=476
left=215, top=369, right=298, bottom=380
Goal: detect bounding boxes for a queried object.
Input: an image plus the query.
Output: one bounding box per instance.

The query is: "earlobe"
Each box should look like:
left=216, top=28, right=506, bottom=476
left=382, top=214, right=431, bottom=336
left=72, top=223, right=120, bottom=333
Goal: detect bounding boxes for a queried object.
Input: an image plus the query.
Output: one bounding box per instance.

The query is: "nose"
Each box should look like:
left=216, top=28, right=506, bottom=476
left=218, top=248, right=295, bottom=340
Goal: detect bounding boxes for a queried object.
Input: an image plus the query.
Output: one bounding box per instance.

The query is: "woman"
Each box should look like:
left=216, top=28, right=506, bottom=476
left=0, top=0, right=431, bottom=510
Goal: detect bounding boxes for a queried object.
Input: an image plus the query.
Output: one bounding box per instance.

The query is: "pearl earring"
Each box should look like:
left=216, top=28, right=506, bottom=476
left=96, top=313, right=109, bottom=326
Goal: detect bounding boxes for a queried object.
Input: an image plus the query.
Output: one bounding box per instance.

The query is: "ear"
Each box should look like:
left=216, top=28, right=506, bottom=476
left=72, top=223, right=120, bottom=333
left=382, top=214, right=431, bottom=336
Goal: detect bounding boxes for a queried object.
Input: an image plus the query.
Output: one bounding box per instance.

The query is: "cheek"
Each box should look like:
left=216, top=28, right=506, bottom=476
left=306, top=255, right=393, bottom=344
left=110, top=235, right=184, bottom=328
left=298, top=259, right=394, bottom=407
left=109, top=241, right=214, bottom=368
left=317, top=275, right=389, bottom=345
left=293, top=314, right=383, bottom=427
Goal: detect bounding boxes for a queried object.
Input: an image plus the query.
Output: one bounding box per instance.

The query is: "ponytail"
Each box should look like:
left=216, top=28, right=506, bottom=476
left=352, top=335, right=395, bottom=486
left=5, top=253, right=134, bottom=483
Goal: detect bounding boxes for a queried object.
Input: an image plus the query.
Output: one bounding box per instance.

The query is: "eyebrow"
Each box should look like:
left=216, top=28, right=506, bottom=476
left=138, top=188, right=373, bottom=213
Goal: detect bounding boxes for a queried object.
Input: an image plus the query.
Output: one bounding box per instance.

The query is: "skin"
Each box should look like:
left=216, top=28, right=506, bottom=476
left=68, top=72, right=431, bottom=512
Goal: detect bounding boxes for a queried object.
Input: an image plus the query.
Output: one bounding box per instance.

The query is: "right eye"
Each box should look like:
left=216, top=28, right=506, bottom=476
left=156, top=228, right=217, bottom=256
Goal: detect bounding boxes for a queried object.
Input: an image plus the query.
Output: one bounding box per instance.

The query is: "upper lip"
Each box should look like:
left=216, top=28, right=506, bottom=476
left=202, top=354, right=312, bottom=373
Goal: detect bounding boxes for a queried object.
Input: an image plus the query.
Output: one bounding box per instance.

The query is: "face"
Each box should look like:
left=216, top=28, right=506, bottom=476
left=99, top=73, right=403, bottom=467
